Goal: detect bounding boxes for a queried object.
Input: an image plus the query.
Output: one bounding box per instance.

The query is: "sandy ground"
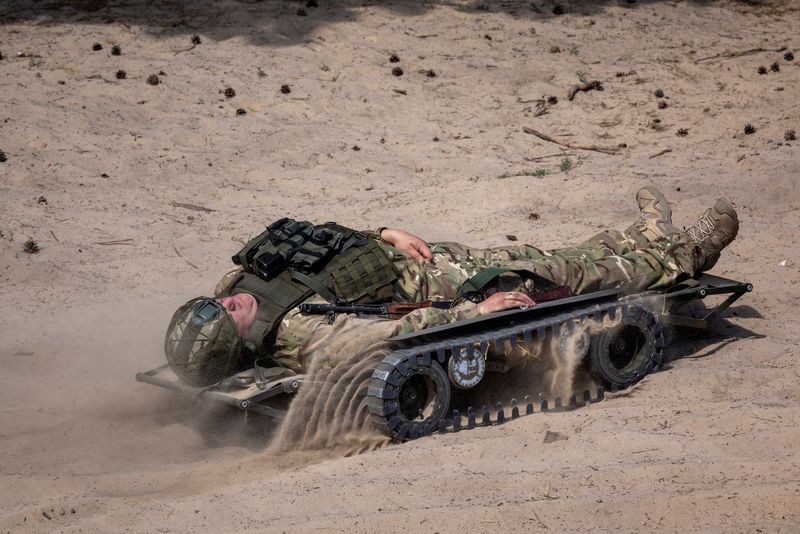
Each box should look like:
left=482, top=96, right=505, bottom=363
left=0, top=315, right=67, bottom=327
left=1, top=0, right=799, bottom=532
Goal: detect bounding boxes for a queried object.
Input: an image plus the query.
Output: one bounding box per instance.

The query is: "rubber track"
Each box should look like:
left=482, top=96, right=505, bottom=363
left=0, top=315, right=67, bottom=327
left=367, top=300, right=665, bottom=440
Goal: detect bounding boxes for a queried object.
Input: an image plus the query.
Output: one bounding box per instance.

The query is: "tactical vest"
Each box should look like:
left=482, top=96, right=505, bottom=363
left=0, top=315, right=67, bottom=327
left=221, top=218, right=400, bottom=355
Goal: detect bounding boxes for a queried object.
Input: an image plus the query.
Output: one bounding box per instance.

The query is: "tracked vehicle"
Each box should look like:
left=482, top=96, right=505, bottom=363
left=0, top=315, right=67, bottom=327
left=136, top=273, right=751, bottom=441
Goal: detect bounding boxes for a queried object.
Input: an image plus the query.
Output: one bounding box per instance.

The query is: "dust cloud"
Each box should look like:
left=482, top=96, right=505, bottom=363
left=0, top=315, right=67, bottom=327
left=268, top=319, right=397, bottom=454
left=451, top=312, right=623, bottom=415
left=268, top=309, right=624, bottom=454
left=547, top=312, right=622, bottom=399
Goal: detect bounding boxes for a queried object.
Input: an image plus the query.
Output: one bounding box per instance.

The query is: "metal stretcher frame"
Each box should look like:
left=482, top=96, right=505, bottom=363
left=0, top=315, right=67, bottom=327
left=658, top=273, right=753, bottom=329
left=135, top=364, right=302, bottom=419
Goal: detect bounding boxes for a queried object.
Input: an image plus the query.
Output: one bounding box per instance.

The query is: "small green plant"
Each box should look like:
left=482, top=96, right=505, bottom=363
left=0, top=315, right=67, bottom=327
left=560, top=158, right=572, bottom=172
left=499, top=168, right=547, bottom=179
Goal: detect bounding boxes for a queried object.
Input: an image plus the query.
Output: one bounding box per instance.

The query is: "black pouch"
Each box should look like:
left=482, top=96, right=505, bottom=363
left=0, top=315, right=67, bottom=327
left=231, top=218, right=399, bottom=303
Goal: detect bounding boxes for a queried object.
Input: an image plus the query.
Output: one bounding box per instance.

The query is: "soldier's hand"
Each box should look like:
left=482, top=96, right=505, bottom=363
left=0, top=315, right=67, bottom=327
left=476, top=291, right=536, bottom=314
left=379, top=228, right=433, bottom=263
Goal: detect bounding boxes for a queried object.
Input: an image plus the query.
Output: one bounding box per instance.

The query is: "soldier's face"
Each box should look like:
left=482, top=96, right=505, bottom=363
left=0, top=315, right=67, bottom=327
left=217, top=293, right=257, bottom=336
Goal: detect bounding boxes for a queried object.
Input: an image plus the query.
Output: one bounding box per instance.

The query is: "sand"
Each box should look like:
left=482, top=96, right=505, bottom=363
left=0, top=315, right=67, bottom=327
left=1, top=0, right=799, bottom=532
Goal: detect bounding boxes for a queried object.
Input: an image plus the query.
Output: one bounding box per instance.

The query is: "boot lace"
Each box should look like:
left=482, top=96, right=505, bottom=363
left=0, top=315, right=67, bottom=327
left=686, top=211, right=716, bottom=243
left=632, top=212, right=647, bottom=231
left=632, top=210, right=658, bottom=233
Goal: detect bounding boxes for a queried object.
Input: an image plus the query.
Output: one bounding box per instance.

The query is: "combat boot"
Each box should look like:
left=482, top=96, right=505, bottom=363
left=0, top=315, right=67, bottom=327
left=628, top=186, right=677, bottom=241
left=685, top=198, right=739, bottom=272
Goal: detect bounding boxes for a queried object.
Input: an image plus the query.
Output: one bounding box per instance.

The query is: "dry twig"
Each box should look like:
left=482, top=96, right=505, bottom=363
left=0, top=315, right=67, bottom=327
left=523, top=127, right=620, bottom=155
left=170, top=201, right=216, bottom=213
left=96, top=238, right=134, bottom=246
left=83, top=74, right=116, bottom=84
left=386, top=497, right=408, bottom=511
left=524, top=152, right=576, bottom=161
left=750, top=412, right=778, bottom=424
left=567, top=80, right=603, bottom=101
left=695, top=46, right=786, bottom=63
left=173, top=43, right=198, bottom=56
left=649, top=148, right=672, bottom=159
left=531, top=508, right=548, bottom=529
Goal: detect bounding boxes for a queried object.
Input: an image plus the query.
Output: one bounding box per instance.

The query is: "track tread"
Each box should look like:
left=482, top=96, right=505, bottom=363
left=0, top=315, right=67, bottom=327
left=368, top=297, right=668, bottom=440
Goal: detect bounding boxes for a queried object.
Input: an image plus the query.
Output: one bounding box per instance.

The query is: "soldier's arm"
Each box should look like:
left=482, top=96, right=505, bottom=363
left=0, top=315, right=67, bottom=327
left=475, top=291, right=535, bottom=314
left=364, top=227, right=433, bottom=263
left=391, top=291, right=536, bottom=336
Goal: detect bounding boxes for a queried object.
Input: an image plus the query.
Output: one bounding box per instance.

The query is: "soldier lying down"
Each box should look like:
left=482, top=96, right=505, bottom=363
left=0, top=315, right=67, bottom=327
left=164, top=186, right=739, bottom=387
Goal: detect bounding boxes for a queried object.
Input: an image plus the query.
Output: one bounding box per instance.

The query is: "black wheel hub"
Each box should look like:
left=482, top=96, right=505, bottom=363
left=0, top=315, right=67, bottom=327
left=369, top=353, right=452, bottom=439
left=399, top=375, right=430, bottom=420
left=608, top=325, right=646, bottom=370
left=589, top=305, right=663, bottom=388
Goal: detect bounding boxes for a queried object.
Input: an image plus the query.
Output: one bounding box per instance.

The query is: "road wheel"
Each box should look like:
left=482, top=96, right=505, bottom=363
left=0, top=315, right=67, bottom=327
left=589, top=305, right=663, bottom=388
left=367, top=352, right=451, bottom=441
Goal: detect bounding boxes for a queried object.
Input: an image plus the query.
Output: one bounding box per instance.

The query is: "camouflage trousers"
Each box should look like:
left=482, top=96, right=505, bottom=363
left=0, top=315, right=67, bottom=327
left=392, top=228, right=698, bottom=301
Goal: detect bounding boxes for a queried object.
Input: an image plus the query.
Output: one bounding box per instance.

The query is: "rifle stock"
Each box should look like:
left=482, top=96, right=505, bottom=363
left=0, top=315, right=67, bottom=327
left=384, top=300, right=433, bottom=319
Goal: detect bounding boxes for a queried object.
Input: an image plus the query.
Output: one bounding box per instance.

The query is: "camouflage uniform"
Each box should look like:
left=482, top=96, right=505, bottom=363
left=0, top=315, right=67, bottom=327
left=263, top=226, right=697, bottom=371
left=392, top=227, right=695, bottom=302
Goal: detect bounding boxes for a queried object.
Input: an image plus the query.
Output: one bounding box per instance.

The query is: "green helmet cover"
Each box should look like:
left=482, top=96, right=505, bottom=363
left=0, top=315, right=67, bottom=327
left=164, top=297, right=244, bottom=387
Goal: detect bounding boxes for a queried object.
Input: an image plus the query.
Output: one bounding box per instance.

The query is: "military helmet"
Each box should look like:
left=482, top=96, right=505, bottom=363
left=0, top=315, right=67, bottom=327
left=164, top=297, right=245, bottom=387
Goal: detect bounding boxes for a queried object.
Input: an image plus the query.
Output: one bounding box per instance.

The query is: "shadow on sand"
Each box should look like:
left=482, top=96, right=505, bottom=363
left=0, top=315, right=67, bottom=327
left=0, top=0, right=775, bottom=48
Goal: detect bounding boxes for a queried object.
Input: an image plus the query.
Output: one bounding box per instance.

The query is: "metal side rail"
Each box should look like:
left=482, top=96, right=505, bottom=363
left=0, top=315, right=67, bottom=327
left=659, top=274, right=753, bottom=330
left=389, top=288, right=623, bottom=344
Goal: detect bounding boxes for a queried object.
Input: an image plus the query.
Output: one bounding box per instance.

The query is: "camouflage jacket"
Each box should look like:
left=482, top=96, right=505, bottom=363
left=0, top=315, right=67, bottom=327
left=214, top=239, right=500, bottom=372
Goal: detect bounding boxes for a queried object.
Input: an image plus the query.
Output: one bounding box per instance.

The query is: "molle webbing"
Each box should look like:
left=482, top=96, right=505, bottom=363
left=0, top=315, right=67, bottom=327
left=232, top=218, right=400, bottom=304
left=232, top=218, right=326, bottom=278
left=226, top=219, right=400, bottom=356
left=317, top=238, right=399, bottom=303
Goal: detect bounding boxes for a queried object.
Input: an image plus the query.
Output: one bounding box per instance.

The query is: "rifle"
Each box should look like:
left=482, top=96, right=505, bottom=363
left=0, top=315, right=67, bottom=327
left=298, top=300, right=450, bottom=320
left=298, top=286, right=571, bottom=321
